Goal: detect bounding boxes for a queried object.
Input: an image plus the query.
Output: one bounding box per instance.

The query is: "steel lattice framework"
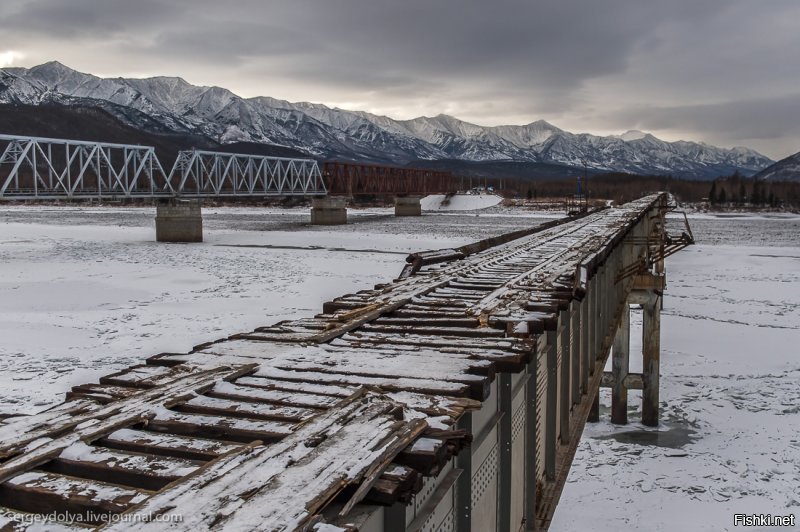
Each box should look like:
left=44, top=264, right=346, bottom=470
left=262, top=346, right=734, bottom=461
left=171, top=150, right=325, bottom=197
left=0, top=134, right=171, bottom=199
left=0, top=135, right=327, bottom=199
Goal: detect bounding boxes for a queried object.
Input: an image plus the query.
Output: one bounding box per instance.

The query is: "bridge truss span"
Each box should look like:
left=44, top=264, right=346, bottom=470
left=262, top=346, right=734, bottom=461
left=0, top=134, right=171, bottom=199
left=171, top=150, right=326, bottom=197
left=0, top=134, right=326, bottom=199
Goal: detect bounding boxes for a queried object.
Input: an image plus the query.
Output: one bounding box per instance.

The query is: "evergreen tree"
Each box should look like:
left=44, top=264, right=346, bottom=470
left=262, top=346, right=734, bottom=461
left=719, top=187, right=727, bottom=204
left=709, top=181, right=718, bottom=204
left=739, top=183, right=747, bottom=205
left=752, top=182, right=762, bottom=206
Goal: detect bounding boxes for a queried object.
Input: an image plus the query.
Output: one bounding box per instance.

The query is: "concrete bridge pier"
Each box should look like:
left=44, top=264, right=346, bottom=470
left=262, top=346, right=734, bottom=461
left=155, top=199, right=203, bottom=242
left=394, top=196, right=422, bottom=216
left=311, top=197, right=347, bottom=225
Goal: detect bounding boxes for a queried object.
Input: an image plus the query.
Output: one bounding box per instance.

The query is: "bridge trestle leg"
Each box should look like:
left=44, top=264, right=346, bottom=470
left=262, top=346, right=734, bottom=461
left=311, top=197, right=348, bottom=225
left=611, top=303, right=630, bottom=424
left=155, top=199, right=203, bottom=242
left=641, top=291, right=661, bottom=426
left=394, top=196, right=422, bottom=216
left=629, top=288, right=662, bottom=426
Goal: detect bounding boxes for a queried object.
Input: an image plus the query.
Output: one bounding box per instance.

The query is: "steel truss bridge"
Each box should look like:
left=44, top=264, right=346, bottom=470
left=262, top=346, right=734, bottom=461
left=0, top=135, right=461, bottom=200
left=0, top=134, right=327, bottom=200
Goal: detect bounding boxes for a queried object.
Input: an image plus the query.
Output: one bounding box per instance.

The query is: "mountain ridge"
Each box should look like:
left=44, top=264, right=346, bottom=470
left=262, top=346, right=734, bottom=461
left=754, top=150, right=800, bottom=182
left=0, top=61, right=774, bottom=179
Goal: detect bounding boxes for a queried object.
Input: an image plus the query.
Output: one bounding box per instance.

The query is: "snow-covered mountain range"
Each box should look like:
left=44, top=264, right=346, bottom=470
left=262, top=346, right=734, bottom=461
left=754, top=150, right=800, bottom=182
left=0, top=61, right=774, bottom=178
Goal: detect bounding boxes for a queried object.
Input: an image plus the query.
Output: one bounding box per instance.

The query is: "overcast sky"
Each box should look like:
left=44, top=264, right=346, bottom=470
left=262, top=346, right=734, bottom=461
left=1, top=0, right=798, bottom=159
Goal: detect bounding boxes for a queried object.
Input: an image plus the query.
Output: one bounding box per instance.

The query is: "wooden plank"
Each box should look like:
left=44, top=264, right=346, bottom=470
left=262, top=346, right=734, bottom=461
left=0, top=472, right=150, bottom=524
left=105, top=393, right=424, bottom=531
left=176, top=395, right=316, bottom=422
left=98, top=429, right=241, bottom=461
left=42, top=441, right=200, bottom=491
left=145, top=408, right=295, bottom=443
left=0, top=366, right=255, bottom=482
left=99, top=365, right=175, bottom=389
left=233, top=376, right=357, bottom=398
left=207, top=382, right=340, bottom=409
left=359, top=324, right=505, bottom=338
left=252, top=366, right=486, bottom=400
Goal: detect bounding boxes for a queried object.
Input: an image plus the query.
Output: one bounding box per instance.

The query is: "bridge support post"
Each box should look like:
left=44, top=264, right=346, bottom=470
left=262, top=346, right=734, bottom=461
left=155, top=199, right=203, bottom=242
left=630, top=289, right=661, bottom=426
left=642, top=292, right=661, bottom=427
left=311, top=197, right=347, bottom=225
left=611, top=303, right=630, bottom=425
left=394, top=196, right=422, bottom=216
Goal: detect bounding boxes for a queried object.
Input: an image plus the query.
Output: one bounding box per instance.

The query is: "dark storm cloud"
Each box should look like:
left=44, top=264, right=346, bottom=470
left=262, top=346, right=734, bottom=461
left=2, top=0, right=799, bottom=158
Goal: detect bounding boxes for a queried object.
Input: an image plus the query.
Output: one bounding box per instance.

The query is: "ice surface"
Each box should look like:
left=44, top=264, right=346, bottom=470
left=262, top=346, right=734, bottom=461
left=552, top=239, right=800, bottom=531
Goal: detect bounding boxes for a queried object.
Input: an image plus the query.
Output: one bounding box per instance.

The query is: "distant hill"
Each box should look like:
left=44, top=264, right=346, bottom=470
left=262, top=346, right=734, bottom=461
left=754, top=150, right=800, bottom=182
left=0, top=61, right=775, bottom=179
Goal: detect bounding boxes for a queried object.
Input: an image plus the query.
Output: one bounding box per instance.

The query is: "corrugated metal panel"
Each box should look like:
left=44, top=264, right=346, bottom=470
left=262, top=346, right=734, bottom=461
left=510, top=400, right=526, bottom=532
left=535, top=349, right=546, bottom=482
left=471, top=442, right=499, bottom=532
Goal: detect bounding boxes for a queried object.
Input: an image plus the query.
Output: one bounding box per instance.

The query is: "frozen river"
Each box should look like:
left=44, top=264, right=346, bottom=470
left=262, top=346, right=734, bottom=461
left=0, top=203, right=798, bottom=531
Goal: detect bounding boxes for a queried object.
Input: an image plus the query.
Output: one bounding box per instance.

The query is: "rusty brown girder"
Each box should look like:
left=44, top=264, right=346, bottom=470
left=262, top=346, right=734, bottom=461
left=322, top=161, right=458, bottom=196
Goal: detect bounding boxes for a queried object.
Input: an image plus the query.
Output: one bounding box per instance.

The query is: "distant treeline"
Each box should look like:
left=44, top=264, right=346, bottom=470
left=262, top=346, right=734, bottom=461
left=491, top=172, right=800, bottom=208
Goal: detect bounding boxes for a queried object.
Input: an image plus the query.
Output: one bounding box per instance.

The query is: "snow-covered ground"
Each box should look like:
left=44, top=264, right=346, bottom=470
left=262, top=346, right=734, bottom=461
left=1, top=205, right=798, bottom=530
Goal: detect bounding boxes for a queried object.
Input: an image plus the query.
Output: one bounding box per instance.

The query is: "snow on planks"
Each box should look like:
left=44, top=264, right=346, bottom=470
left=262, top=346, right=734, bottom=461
left=0, top=195, right=668, bottom=530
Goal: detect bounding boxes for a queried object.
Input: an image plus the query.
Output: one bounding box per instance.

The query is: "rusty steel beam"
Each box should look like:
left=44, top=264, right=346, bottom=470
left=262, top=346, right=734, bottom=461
left=322, top=161, right=457, bottom=196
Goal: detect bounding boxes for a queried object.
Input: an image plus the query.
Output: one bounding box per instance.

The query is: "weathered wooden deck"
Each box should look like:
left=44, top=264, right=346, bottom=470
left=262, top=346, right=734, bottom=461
left=0, top=193, right=690, bottom=531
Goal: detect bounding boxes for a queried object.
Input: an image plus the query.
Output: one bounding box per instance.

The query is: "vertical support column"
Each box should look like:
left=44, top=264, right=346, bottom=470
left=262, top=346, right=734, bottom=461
left=155, top=199, right=203, bottom=242
left=586, top=277, right=596, bottom=373
left=524, top=354, right=537, bottom=531
left=588, top=392, right=600, bottom=423
left=580, top=291, right=589, bottom=391
left=311, top=196, right=347, bottom=225
left=642, top=292, right=661, bottom=427
left=545, top=330, right=557, bottom=480
left=558, top=310, right=570, bottom=443
left=498, top=374, right=512, bottom=532
left=394, top=195, right=423, bottom=216
left=456, top=413, right=473, bottom=532
left=594, top=266, right=605, bottom=360
left=611, top=303, right=630, bottom=425
left=570, top=301, right=581, bottom=407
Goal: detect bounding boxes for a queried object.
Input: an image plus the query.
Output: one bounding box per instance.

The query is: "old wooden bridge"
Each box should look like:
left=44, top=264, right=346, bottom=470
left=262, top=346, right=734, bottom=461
left=0, top=193, right=692, bottom=531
